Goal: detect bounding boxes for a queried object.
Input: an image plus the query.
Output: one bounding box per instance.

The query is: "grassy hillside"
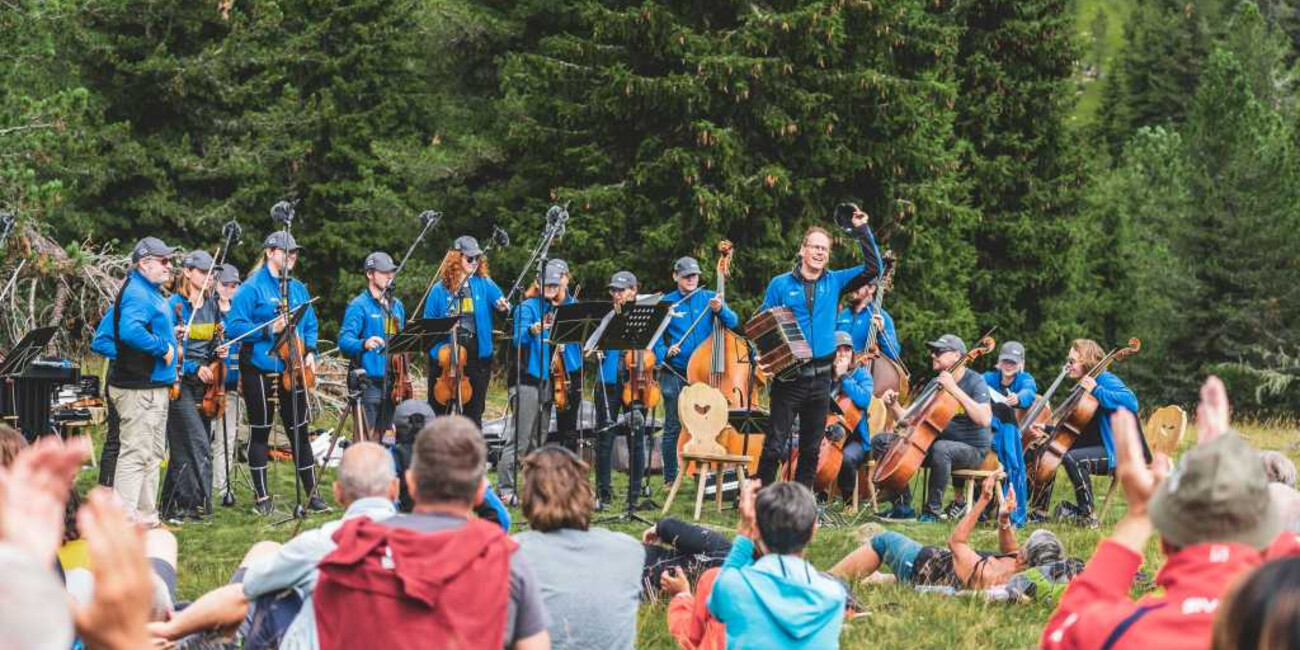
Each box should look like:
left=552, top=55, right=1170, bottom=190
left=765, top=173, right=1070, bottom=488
left=1072, top=0, right=1136, bottom=124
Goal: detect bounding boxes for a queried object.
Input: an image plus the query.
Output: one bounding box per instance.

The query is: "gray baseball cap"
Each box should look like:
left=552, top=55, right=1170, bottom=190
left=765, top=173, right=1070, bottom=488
left=835, top=331, right=854, bottom=349
left=263, top=230, right=302, bottom=252
left=926, top=334, right=967, bottom=355
left=393, top=399, right=436, bottom=440
left=131, top=237, right=176, bottom=263
left=543, top=265, right=565, bottom=286
left=453, top=235, right=482, bottom=257
left=1149, top=433, right=1283, bottom=550
left=217, top=263, right=241, bottom=285
left=674, top=256, right=701, bottom=276
left=999, top=341, right=1026, bottom=364
left=608, top=271, right=638, bottom=291
left=364, top=251, right=397, bottom=273
left=547, top=258, right=569, bottom=275
left=182, top=249, right=214, bottom=270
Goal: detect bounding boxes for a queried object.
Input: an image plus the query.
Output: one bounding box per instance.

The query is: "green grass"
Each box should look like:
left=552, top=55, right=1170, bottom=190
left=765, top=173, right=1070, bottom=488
left=1071, top=0, right=1135, bottom=125
left=72, top=408, right=1298, bottom=650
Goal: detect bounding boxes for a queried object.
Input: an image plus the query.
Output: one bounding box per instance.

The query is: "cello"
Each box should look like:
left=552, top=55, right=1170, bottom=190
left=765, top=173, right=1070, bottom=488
left=813, top=357, right=870, bottom=495
left=680, top=241, right=765, bottom=474
left=872, top=335, right=997, bottom=494
left=1028, top=338, right=1141, bottom=487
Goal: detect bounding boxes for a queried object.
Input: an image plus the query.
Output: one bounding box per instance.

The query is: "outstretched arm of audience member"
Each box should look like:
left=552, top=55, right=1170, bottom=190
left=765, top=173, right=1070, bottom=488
left=949, top=476, right=996, bottom=585
left=0, top=435, right=89, bottom=565
left=708, top=480, right=761, bottom=625
left=1040, top=408, right=1171, bottom=650
left=147, top=584, right=247, bottom=641
left=997, top=484, right=1018, bottom=554
left=73, top=488, right=154, bottom=650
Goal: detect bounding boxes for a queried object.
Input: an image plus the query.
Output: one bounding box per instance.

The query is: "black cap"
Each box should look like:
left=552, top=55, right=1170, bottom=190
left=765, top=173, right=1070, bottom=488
left=393, top=400, right=436, bottom=440
left=926, top=334, right=967, bottom=355
left=674, top=257, right=701, bottom=276
left=182, top=250, right=214, bottom=270
left=608, top=271, right=637, bottom=291
left=131, top=237, right=176, bottom=263
left=364, top=252, right=397, bottom=273
left=217, top=264, right=241, bottom=285
left=262, top=230, right=302, bottom=252
left=453, top=236, right=483, bottom=257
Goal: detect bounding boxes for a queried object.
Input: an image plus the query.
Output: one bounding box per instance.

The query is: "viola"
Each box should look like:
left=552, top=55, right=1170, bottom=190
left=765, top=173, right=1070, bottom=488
left=872, top=335, right=997, bottom=494
left=680, top=241, right=764, bottom=475
left=621, top=348, right=661, bottom=409
left=548, top=285, right=576, bottom=411
left=276, top=295, right=316, bottom=392
left=1029, top=338, right=1141, bottom=487
left=433, top=343, right=470, bottom=406
left=199, top=322, right=227, bottom=419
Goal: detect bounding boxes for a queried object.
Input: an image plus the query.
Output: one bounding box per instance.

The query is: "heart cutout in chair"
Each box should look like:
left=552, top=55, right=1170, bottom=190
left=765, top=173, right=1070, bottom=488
left=694, top=404, right=711, bottom=416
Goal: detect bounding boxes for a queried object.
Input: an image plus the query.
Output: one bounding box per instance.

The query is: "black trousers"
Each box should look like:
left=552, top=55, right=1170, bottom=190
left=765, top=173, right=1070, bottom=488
left=552, top=373, right=584, bottom=449
left=159, top=378, right=213, bottom=517
left=871, top=434, right=984, bottom=515
left=98, top=385, right=121, bottom=487
left=428, top=355, right=492, bottom=427
left=642, top=517, right=733, bottom=591
left=594, top=382, right=647, bottom=501
left=1029, top=445, right=1110, bottom=514
left=359, top=379, right=396, bottom=438
left=241, top=365, right=316, bottom=501
left=757, top=370, right=832, bottom=488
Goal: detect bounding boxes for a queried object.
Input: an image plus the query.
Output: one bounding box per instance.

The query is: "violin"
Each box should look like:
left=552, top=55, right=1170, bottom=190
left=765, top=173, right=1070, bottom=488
left=276, top=285, right=316, bottom=392
left=433, top=343, right=470, bottom=407
left=872, top=335, right=997, bottom=494
left=199, top=322, right=227, bottom=419
left=1029, top=338, right=1141, bottom=487
left=549, top=285, right=576, bottom=411
left=622, top=348, right=661, bottom=409
left=169, top=301, right=185, bottom=400
left=390, top=352, right=414, bottom=405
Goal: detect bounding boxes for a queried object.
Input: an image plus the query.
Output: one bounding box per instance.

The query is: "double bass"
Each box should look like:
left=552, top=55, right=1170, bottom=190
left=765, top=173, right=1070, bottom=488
left=860, top=252, right=910, bottom=406
left=680, top=241, right=765, bottom=474
left=1029, top=338, right=1142, bottom=487
left=872, top=335, right=997, bottom=494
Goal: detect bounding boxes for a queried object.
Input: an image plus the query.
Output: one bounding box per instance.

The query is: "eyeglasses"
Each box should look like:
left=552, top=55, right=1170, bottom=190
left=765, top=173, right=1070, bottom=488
left=803, top=244, right=830, bottom=253
left=464, top=255, right=481, bottom=263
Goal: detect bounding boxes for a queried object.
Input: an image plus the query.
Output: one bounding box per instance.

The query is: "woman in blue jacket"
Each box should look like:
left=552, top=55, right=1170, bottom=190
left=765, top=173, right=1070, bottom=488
left=422, top=235, right=509, bottom=427
left=226, top=231, right=326, bottom=516
left=983, top=341, right=1036, bottom=527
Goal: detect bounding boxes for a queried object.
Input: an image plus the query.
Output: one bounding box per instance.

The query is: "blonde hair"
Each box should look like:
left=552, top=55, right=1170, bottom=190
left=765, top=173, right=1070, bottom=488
left=520, top=445, right=594, bottom=532
left=1070, top=339, right=1105, bottom=374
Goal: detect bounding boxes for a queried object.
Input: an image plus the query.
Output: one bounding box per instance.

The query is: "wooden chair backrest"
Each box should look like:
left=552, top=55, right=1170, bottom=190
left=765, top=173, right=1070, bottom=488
left=1144, top=405, right=1188, bottom=457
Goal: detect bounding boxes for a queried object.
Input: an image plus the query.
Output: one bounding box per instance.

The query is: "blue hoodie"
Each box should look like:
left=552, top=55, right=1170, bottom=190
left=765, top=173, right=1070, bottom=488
left=760, top=228, right=882, bottom=360
left=339, top=290, right=406, bottom=381
left=225, top=265, right=318, bottom=374
left=836, top=305, right=900, bottom=360
left=514, top=297, right=555, bottom=381
left=652, top=288, right=739, bottom=374
left=423, top=275, right=504, bottom=361
left=1089, top=371, right=1139, bottom=467
left=837, top=366, right=874, bottom=440
left=708, top=535, right=846, bottom=650
left=105, top=270, right=179, bottom=388
left=983, top=369, right=1038, bottom=528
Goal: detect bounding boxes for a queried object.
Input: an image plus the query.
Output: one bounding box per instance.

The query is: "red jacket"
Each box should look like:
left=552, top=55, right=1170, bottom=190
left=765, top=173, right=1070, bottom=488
left=1042, top=532, right=1300, bottom=650
left=314, top=516, right=516, bottom=650
left=667, top=568, right=727, bottom=650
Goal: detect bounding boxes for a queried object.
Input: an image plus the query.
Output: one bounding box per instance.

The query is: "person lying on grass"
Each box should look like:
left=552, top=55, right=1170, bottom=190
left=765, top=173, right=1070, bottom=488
left=830, top=474, right=1077, bottom=600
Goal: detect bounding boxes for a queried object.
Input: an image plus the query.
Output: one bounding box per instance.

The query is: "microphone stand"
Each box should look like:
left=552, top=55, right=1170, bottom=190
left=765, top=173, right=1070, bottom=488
left=268, top=201, right=312, bottom=528
left=377, top=210, right=441, bottom=430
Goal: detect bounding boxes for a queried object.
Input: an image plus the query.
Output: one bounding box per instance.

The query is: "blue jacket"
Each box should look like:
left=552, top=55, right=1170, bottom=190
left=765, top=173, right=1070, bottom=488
left=105, top=270, right=178, bottom=388
left=760, top=229, right=882, bottom=359
left=836, top=305, right=900, bottom=360
left=837, top=366, right=874, bottom=440
left=983, top=370, right=1038, bottom=413
left=557, top=295, right=583, bottom=375
left=219, top=306, right=241, bottom=389
left=91, top=308, right=117, bottom=360
left=1090, top=371, right=1139, bottom=467
left=423, top=275, right=504, bottom=361
left=513, top=297, right=556, bottom=381
left=226, top=265, right=319, bottom=374
left=167, top=294, right=222, bottom=377
left=599, top=350, right=622, bottom=385
left=339, top=291, right=406, bottom=381
left=652, top=289, right=739, bottom=374
left=708, top=535, right=846, bottom=650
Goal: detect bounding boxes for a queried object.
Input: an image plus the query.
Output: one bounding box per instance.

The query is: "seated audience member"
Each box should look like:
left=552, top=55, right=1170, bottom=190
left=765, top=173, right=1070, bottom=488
left=1261, top=451, right=1300, bottom=532
left=390, top=399, right=512, bottom=529
left=662, top=563, right=726, bottom=650
left=314, top=415, right=550, bottom=650
left=708, top=481, right=847, bottom=650
left=0, top=423, right=25, bottom=467
left=1213, top=556, right=1300, bottom=650
left=1042, top=377, right=1300, bottom=650
left=831, top=475, right=1068, bottom=593
left=148, top=442, right=399, bottom=650
left=643, top=517, right=734, bottom=592
left=515, top=445, right=644, bottom=650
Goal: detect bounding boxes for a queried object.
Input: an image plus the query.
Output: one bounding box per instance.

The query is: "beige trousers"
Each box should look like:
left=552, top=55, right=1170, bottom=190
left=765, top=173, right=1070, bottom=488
left=110, top=386, right=169, bottom=525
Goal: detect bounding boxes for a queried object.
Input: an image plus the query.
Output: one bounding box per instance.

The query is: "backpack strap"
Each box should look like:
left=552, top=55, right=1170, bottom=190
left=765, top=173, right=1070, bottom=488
left=1099, top=603, right=1166, bottom=650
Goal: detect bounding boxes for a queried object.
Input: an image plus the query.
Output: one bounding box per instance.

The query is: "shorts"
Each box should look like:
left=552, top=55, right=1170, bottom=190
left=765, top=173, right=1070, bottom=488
left=870, top=531, right=925, bottom=584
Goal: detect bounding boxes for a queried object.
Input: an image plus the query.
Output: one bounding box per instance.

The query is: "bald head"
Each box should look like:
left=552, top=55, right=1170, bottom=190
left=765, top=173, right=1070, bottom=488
left=336, top=442, right=397, bottom=504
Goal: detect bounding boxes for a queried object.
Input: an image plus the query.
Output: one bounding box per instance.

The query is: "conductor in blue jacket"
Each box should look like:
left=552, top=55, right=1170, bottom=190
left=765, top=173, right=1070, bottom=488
left=339, top=252, right=405, bottom=437
left=755, top=205, right=881, bottom=488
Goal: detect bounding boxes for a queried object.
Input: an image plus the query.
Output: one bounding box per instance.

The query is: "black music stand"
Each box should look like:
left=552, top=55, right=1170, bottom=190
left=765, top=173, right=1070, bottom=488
left=388, top=317, right=456, bottom=356
left=546, top=302, right=607, bottom=449
left=0, top=327, right=59, bottom=439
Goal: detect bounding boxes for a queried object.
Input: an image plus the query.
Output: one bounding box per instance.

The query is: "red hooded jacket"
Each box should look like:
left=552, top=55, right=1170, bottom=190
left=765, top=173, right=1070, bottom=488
left=1041, top=532, right=1300, bottom=650
left=314, top=516, right=516, bottom=650
left=667, top=568, right=727, bottom=650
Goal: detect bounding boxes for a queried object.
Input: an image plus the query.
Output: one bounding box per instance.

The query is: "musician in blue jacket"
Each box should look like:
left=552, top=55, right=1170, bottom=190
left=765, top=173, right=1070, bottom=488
left=212, top=263, right=243, bottom=508
left=104, top=236, right=179, bottom=527
left=830, top=331, right=875, bottom=501
left=548, top=259, right=586, bottom=445
left=1027, top=339, right=1140, bottom=527
left=497, top=263, right=567, bottom=502
left=422, top=235, right=509, bottom=426
left=652, top=256, right=739, bottom=486
left=755, top=206, right=881, bottom=488
left=982, top=341, right=1036, bottom=527
left=226, top=230, right=326, bottom=516
left=836, top=281, right=900, bottom=360
left=340, top=252, right=406, bottom=437
left=593, top=271, right=652, bottom=512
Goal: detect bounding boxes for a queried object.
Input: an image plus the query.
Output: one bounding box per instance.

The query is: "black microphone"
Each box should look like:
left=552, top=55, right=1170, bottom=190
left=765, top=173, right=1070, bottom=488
left=222, top=220, right=243, bottom=243
left=546, top=204, right=569, bottom=226
left=492, top=225, right=510, bottom=248
left=271, top=200, right=296, bottom=225
left=0, top=212, right=14, bottom=230
left=419, top=210, right=442, bottom=227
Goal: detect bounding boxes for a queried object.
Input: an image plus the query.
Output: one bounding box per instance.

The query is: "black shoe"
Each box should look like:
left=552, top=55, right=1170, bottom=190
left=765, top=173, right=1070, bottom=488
left=306, top=496, right=332, bottom=513
left=595, top=498, right=608, bottom=513
left=252, top=498, right=274, bottom=517
left=221, top=492, right=236, bottom=508
left=1028, top=508, right=1050, bottom=523
left=631, top=499, right=658, bottom=512
left=943, top=500, right=967, bottom=520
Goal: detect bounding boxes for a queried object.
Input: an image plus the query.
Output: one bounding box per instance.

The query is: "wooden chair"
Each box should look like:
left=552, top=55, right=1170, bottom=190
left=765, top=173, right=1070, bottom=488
left=951, top=451, right=1005, bottom=517
left=850, top=400, right=889, bottom=513
left=661, top=384, right=754, bottom=520
left=1098, top=405, right=1187, bottom=522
